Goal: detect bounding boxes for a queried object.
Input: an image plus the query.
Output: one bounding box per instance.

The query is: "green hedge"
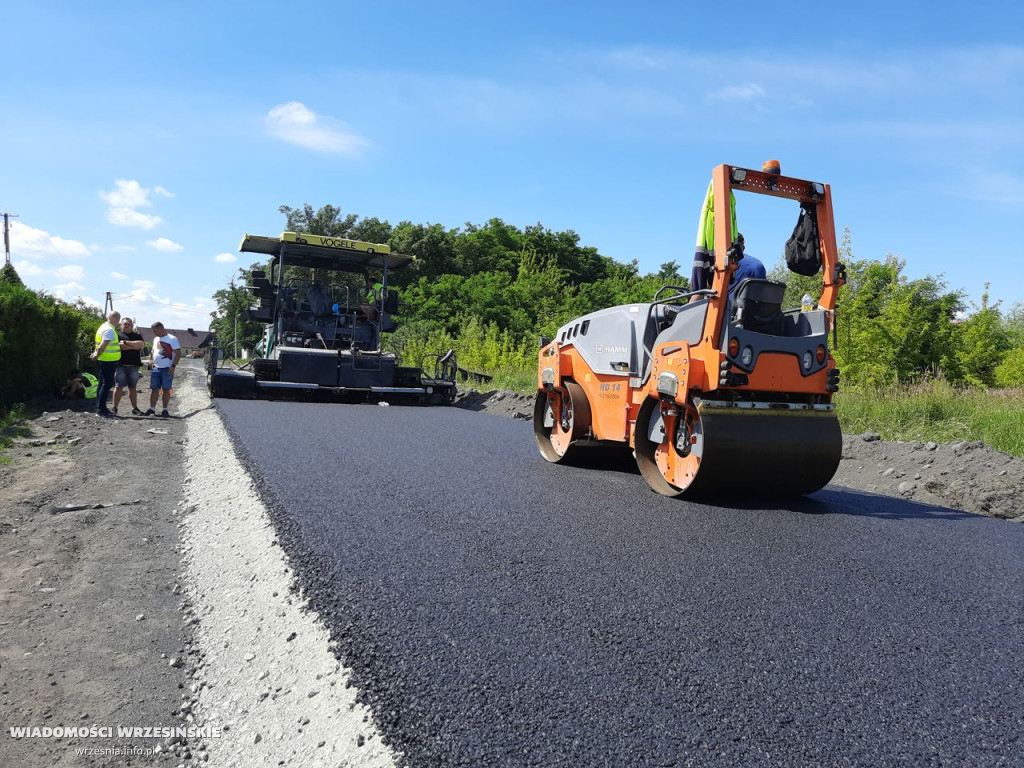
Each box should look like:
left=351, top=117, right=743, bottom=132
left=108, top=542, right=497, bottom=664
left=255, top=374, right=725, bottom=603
left=0, top=282, right=101, bottom=413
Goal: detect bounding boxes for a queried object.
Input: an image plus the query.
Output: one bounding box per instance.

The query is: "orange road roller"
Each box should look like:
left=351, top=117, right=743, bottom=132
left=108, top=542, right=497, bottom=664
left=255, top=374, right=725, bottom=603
left=534, top=163, right=845, bottom=497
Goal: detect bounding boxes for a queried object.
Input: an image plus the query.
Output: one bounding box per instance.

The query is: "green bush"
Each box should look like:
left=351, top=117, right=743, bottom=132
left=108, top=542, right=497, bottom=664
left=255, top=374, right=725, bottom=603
left=994, top=348, right=1024, bottom=387
left=0, top=282, right=101, bottom=412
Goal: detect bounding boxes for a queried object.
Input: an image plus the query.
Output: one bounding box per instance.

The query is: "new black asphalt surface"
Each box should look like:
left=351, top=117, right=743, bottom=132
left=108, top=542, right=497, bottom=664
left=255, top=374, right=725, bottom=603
left=216, top=400, right=1024, bottom=767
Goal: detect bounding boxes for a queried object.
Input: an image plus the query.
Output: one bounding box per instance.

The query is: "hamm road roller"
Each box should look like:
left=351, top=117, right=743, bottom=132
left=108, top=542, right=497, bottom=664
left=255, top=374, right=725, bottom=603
left=534, top=163, right=845, bottom=496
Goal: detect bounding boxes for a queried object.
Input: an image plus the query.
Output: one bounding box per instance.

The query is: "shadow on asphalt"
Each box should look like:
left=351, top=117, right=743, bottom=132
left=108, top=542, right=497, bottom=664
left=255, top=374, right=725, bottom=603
left=555, top=445, right=641, bottom=475
left=698, top=485, right=976, bottom=521
left=544, top=446, right=976, bottom=521
left=798, top=486, right=977, bottom=521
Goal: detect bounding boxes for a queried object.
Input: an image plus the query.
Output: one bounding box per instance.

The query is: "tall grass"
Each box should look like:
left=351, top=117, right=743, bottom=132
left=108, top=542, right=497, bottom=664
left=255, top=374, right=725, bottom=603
left=837, top=380, right=1024, bottom=457
left=384, top=318, right=536, bottom=389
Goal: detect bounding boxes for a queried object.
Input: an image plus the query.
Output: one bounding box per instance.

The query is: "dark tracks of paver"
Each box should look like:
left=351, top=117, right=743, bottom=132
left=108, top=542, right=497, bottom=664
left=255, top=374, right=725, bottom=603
left=216, top=399, right=1024, bottom=767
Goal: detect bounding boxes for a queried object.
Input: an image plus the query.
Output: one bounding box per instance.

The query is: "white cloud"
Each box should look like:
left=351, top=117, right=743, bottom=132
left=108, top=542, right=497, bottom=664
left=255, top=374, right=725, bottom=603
left=337, top=44, right=1019, bottom=142
left=265, top=101, right=371, bottom=154
left=111, top=271, right=129, bottom=279
left=13, top=260, right=43, bottom=277
left=12, top=259, right=87, bottom=298
left=147, top=237, right=184, bottom=252
left=708, top=82, right=766, bottom=101
left=100, top=179, right=170, bottom=229
left=954, top=167, right=1024, bottom=205
left=133, top=279, right=156, bottom=291
left=108, top=206, right=162, bottom=230
left=54, top=264, right=85, bottom=281
left=53, top=281, right=86, bottom=296
left=115, top=289, right=217, bottom=331
left=9, top=221, right=90, bottom=259
left=100, top=179, right=153, bottom=209
left=154, top=186, right=174, bottom=198
left=214, top=252, right=237, bottom=263
left=91, top=244, right=137, bottom=253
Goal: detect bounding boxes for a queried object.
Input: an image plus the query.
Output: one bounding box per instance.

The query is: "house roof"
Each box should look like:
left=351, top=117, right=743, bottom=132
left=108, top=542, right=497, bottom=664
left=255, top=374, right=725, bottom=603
left=139, top=327, right=214, bottom=348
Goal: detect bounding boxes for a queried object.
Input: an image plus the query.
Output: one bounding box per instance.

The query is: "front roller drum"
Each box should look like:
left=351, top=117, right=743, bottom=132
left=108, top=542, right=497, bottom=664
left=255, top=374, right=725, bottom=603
left=534, top=380, right=591, bottom=463
left=635, top=398, right=841, bottom=497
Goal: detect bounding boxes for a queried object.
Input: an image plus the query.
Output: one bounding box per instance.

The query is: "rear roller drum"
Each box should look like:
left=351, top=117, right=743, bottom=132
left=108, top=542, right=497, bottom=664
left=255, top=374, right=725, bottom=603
left=534, top=380, right=591, bottom=463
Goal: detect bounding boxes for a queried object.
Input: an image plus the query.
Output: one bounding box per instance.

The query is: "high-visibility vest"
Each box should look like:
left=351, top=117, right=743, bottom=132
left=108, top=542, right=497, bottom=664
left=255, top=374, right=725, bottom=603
left=691, top=180, right=739, bottom=291
left=694, top=179, right=738, bottom=255
left=81, top=372, right=99, bottom=399
left=94, top=323, right=121, bottom=362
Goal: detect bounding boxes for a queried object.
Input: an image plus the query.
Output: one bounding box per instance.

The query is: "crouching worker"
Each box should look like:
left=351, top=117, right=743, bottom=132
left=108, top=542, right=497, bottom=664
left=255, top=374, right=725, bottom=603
left=145, top=321, right=180, bottom=418
left=60, top=371, right=98, bottom=400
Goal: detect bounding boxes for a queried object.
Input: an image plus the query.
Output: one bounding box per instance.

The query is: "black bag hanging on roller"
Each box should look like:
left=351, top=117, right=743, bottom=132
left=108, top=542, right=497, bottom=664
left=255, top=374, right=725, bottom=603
left=785, top=202, right=822, bottom=276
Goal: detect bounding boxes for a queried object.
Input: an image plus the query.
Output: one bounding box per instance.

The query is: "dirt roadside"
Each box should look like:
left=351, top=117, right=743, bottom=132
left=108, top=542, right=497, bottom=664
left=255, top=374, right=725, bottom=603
left=1, top=374, right=1021, bottom=766
left=0, top=373, right=194, bottom=766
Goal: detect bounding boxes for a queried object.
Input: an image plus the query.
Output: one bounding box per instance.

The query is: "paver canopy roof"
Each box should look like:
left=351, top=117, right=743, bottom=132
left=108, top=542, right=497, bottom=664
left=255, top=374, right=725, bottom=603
left=239, top=232, right=414, bottom=271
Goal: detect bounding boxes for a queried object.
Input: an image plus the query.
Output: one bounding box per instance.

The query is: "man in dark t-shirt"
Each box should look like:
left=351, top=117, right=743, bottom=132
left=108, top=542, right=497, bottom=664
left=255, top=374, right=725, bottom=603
left=113, top=317, right=147, bottom=415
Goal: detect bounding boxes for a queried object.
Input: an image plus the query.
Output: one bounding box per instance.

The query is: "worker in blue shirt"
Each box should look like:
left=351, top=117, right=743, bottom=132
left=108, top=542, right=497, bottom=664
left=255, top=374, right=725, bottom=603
left=691, top=232, right=766, bottom=297
left=728, top=233, right=766, bottom=295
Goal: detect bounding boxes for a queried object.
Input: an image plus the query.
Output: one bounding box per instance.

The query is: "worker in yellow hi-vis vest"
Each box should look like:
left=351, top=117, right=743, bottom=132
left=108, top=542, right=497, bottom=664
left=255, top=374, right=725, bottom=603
left=89, top=310, right=121, bottom=418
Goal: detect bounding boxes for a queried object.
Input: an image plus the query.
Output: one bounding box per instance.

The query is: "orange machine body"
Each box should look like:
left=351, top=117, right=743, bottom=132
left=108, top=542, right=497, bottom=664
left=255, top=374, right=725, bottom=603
left=534, top=164, right=845, bottom=496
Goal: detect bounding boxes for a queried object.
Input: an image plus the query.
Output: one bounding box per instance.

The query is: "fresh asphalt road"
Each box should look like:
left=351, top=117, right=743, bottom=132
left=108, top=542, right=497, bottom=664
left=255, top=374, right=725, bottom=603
left=217, top=399, right=1023, bottom=767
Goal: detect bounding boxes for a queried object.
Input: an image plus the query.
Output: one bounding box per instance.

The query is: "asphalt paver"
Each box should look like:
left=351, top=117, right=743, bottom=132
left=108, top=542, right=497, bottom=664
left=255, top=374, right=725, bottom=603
left=217, top=399, right=1024, bottom=767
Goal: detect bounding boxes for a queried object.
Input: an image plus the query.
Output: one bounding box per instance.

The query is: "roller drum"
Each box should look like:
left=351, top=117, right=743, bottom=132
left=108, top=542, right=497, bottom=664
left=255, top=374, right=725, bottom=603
left=636, top=398, right=841, bottom=497
left=690, top=407, right=841, bottom=496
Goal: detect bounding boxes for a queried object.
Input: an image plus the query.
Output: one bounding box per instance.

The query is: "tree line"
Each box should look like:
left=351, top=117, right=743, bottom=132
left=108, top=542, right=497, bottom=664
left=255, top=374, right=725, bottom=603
left=210, top=204, right=1024, bottom=388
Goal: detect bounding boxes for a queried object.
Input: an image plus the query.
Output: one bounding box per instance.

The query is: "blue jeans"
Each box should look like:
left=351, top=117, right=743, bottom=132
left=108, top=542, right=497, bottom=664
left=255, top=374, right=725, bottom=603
left=96, top=361, right=117, bottom=414
left=150, top=368, right=175, bottom=391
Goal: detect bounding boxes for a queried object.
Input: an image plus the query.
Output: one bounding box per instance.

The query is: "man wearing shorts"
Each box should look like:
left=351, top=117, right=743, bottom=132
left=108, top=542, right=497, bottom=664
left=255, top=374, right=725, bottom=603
left=112, top=317, right=146, bottom=415
left=145, top=321, right=181, bottom=418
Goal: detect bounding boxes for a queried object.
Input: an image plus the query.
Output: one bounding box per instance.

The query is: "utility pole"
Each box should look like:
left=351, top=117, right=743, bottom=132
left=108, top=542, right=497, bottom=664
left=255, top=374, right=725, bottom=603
left=233, top=311, right=238, bottom=358
left=3, top=212, right=18, bottom=265
left=103, top=291, right=115, bottom=315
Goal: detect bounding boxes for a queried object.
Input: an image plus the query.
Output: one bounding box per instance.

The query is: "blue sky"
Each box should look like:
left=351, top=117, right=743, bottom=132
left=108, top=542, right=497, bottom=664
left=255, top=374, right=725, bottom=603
left=2, top=1, right=1022, bottom=329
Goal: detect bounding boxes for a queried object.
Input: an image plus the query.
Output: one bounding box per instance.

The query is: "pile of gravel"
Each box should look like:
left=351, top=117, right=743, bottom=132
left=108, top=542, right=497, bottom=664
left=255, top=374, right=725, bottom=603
left=835, top=432, right=1024, bottom=521
left=453, top=388, right=533, bottom=420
